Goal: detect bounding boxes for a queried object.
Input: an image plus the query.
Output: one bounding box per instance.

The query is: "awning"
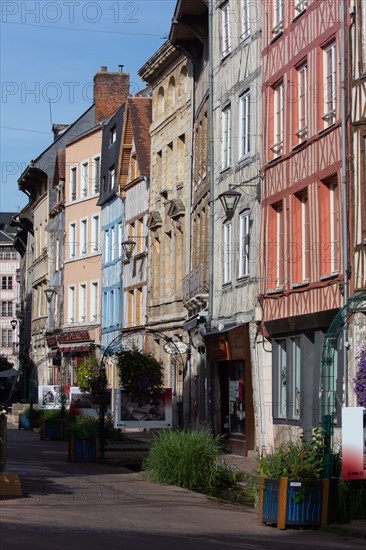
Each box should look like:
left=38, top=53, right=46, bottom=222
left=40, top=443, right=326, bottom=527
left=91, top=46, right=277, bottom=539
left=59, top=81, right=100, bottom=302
left=59, top=345, right=90, bottom=354
left=0, top=368, right=19, bottom=378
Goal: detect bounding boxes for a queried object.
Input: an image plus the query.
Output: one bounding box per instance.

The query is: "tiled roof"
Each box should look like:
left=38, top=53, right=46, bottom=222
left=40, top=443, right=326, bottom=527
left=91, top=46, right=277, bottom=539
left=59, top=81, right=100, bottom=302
left=0, top=213, right=17, bottom=241
left=128, top=97, right=152, bottom=177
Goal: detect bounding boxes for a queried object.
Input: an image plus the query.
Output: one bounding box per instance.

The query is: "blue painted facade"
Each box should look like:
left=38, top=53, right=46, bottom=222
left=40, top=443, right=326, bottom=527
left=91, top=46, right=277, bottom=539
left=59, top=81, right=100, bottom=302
left=101, top=194, right=123, bottom=352
left=98, top=104, right=125, bottom=353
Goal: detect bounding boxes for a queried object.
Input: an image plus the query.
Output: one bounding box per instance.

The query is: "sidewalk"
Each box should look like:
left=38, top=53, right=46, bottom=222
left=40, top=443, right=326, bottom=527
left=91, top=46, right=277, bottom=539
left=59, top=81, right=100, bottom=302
left=3, top=421, right=366, bottom=540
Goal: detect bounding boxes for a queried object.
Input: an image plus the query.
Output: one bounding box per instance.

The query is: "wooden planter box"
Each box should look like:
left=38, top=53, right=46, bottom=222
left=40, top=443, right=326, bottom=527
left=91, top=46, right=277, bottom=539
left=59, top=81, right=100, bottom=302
left=259, top=477, right=329, bottom=529
left=40, top=419, right=65, bottom=441
left=68, top=436, right=99, bottom=463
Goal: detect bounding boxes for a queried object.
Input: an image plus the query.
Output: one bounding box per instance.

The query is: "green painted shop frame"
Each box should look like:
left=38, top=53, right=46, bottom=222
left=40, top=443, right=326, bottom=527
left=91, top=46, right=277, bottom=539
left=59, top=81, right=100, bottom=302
left=321, top=291, right=366, bottom=478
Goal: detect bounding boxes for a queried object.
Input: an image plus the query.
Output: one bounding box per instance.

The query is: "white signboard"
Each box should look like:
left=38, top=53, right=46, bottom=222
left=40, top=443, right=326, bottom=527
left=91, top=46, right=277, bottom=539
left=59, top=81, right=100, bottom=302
left=342, top=407, right=366, bottom=480
left=114, top=388, right=172, bottom=429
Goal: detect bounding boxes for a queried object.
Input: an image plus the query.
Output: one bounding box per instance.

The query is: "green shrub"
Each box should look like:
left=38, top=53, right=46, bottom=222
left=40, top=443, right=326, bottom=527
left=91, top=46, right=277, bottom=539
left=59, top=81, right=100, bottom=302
left=335, top=479, right=366, bottom=522
left=258, top=428, right=325, bottom=481
left=143, top=429, right=223, bottom=494
left=67, top=416, right=99, bottom=439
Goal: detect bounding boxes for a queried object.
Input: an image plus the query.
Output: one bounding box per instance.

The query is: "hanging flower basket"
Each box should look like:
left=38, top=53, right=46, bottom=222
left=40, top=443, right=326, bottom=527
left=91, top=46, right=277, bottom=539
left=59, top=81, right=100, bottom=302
left=354, top=344, right=366, bottom=407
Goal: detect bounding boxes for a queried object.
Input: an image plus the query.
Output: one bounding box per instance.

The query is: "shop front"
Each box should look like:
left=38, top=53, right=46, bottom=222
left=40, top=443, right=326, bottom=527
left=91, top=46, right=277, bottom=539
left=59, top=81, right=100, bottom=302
left=205, top=325, right=254, bottom=456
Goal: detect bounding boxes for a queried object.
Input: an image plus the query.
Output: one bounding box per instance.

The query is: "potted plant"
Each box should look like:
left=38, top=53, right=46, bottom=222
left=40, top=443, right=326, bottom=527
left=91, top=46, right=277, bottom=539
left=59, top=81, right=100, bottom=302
left=258, top=428, right=329, bottom=529
left=40, top=409, right=67, bottom=441
left=67, top=416, right=99, bottom=462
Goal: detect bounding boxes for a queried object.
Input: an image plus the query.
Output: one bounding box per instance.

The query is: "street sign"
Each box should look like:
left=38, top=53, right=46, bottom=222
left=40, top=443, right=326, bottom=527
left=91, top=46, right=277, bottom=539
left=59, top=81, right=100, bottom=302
left=163, top=341, right=189, bottom=355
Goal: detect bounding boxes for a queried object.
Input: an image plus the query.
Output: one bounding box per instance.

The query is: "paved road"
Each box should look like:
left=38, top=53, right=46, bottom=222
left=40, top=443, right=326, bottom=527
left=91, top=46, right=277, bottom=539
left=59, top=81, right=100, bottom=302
left=0, top=427, right=362, bottom=550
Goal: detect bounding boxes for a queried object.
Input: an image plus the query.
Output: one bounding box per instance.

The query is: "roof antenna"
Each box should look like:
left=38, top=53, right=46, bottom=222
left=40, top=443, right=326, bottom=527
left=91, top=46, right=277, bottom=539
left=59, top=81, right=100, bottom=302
left=49, top=98, right=53, bottom=125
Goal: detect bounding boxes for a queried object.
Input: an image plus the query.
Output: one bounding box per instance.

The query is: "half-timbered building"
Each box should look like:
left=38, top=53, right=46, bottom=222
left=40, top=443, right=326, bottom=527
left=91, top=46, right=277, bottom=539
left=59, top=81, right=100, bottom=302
left=260, top=0, right=348, bottom=443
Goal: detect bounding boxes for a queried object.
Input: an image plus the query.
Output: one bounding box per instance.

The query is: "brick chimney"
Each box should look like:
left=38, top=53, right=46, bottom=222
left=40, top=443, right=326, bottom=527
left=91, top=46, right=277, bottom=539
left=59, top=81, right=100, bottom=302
left=93, top=66, right=130, bottom=123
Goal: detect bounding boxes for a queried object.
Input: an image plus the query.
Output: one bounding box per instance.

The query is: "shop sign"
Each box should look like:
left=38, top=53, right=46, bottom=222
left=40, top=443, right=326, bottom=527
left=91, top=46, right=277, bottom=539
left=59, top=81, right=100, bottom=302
left=58, top=331, right=90, bottom=344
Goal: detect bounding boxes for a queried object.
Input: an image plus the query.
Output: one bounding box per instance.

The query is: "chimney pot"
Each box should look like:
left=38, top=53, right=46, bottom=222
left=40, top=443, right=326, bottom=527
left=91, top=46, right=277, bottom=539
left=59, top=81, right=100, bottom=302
left=101, top=66, right=107, bottom=72
left=118, top=65, right=124, bottom=72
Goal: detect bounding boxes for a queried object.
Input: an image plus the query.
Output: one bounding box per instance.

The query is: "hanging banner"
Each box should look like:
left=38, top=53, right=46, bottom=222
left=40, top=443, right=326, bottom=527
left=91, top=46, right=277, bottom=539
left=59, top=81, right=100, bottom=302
left=341, top=407, right=366, bottom=480
left=113, top=388, right=172, bottom=429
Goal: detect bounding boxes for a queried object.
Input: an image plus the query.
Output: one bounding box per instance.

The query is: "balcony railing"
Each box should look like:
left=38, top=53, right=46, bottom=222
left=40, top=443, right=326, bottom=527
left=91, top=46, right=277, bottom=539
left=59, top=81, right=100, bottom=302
left=182, top=264, right=209, bottom=306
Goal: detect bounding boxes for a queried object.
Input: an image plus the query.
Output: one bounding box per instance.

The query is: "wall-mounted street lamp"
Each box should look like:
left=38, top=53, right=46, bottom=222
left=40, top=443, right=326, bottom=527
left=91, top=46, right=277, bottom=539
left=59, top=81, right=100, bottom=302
left=10, top=319, right=17, bottom=330
left=218, top=190, right=241, bottom=219
left=45, top=288, right=57, bottom=304
left=121, top=240, right=137, bottom=260
left=121, top=236, right=147, bottom=260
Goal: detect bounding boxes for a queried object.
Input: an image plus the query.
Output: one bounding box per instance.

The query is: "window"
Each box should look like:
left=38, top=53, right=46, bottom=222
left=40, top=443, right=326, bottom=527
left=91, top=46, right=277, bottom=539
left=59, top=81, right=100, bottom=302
left=104, top=230, right=110, bottom=263
left=167, top=76, right=176, bottom=106
left=68, top=286, right=75, bottom=323
left=238, top=211, right=250, bottom=278
left=79, top=284, right=86, bottom=321
left=267, top=202, right=284, bottom=290
left=158, top=87, right=165, bottom=114
left=110, top=226, right=115, bottom=261
left=118, top=223, right=123, bottom=257
left=80, top=219, right=87, bottom=256
left=323, top=42, right=337, bottom=127
left=93, top=156, right=101, bottom=193
left=241, top=0, right=250, bottom=39
left=274, top=338, right=301, bottom=420
left=69, top=223, right=76, bottom=259
left=103, top=292, right=108, bottom=328
left=91, top=282, right=98, bottom=321
left=292, top=191, right=310, bottom=284
left=221, top=105, right=231, bottom=171
left=127, top=290, right=134, bottom=326
left=294, top=0, right=307, bottom=16
left=1, top=276, right=12, bottom=289
left=239, top=91, right=250, bottom=159
left=70, top=166, right=77, bottom=200
left=55, top=239, right=60, bottom=271
left=81, top=161, right=88, bottom=197
left=109, top=165, right=115, bottom=190
left=136, top=287, right=142, bottom=326
left=136, top=218, right=144, bottom=254
left=271, top=81, right=284, bottom=157
left=272, top=0, right=284, bottom=35
left=295, top=64, right=307, bottom=143
left=109, top=126, right=116, bottom=145
left=319, top=177, right=340, bottom=276
left=1, top=302, right=12, bottom=317
left=1, top=329, right=12, bottom=347
left=92, top=215, right=99, bottom=252
left=221, top=2, right=231, bottom=57
left=223, top=220, right=232, bottom=284
left=110, top=290, right=114, bottom=327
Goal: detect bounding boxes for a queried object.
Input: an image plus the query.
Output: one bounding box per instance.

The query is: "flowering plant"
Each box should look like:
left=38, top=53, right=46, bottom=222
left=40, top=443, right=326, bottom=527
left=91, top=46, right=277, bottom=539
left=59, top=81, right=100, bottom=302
left=354, top=344, right=366, bottom=408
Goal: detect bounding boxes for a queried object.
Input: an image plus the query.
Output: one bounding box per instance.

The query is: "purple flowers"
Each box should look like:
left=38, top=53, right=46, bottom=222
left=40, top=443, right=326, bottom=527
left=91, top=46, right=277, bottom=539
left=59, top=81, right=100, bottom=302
left=354, top=345, right=366, bottom=407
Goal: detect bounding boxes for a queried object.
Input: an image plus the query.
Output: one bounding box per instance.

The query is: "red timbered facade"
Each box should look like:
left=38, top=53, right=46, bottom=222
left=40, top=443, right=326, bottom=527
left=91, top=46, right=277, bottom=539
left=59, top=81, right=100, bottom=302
left=260, top=1, right=349, bottom=438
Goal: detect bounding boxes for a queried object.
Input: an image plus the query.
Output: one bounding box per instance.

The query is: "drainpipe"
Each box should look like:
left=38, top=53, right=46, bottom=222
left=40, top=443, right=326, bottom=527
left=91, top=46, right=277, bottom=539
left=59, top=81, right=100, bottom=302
left=207, top=0, right=215, bottom=429
left=340, top=0, right=349, bottom=405
left=207, top=0, right=215, bottom=329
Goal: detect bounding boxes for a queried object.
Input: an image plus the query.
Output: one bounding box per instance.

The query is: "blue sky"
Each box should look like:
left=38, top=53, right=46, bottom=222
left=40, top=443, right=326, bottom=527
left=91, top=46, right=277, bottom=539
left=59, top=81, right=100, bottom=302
left=0, top=0, right=176, bottom=212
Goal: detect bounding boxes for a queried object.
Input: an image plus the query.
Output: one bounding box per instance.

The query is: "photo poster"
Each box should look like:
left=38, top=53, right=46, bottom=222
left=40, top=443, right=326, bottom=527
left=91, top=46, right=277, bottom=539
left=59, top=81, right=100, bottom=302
left=114, top=388, right=173, bottom=429
left=341, top=407, right=366, bottom=481
left=69, top=386, right=97, bottom=417
left=38, top=385, right=63, bottom=409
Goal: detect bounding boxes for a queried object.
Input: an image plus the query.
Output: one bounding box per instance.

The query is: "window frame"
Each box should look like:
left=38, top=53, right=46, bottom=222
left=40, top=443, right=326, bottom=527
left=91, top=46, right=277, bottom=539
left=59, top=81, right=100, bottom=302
left=70, top=165, right=77, bottom=201
left=81, top=160, right=89, bottom=197
left=273, top=336, right=302, bottom=422
left=239, top=90, right=250, bottom=160
left=322, top=41, right=337, bottom=128
left=238, top=210, right=250, bottom=278
left=223, top=219, right=232, bottom=285
left=221, top=105, right=231, bottom=171
left=241, top=0, right=251, bottom=40
left=221, top=1, right=231, bottom=58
